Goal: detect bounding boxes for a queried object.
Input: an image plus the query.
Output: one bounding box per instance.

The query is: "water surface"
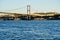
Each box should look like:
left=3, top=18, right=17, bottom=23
left=0, top=20, right=60, bottom=40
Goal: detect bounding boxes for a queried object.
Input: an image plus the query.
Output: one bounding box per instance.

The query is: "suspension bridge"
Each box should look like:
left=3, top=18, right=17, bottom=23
left=0, top=5, right=44, bottom=20
left=0, top=5, right=60, bottom=20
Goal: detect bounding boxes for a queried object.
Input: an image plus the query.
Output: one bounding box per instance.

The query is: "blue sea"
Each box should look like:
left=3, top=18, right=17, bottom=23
left=0, top=20, right=60, bottom=40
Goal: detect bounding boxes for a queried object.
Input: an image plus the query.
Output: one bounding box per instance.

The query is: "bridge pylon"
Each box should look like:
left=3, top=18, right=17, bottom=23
left=27, top=5, right=31, bottom=20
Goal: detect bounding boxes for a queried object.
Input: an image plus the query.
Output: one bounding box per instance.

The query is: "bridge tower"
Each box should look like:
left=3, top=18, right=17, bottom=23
left=27, top=5, right=31, bottom=20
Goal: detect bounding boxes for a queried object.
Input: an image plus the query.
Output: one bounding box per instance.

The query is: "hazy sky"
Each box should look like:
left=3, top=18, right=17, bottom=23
left=0, top=0, right=60, bottom=13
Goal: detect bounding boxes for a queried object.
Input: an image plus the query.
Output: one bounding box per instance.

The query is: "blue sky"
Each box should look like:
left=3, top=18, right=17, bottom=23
left=0, top=0, right=60, bottom=13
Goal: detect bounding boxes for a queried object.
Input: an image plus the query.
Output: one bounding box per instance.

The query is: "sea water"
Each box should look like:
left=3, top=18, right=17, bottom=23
left=0, top=20, right=60, bottom=40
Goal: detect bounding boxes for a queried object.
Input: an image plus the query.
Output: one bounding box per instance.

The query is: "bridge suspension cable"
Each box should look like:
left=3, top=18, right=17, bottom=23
left=0, top=6, right=26, bottom=13
left=0, top=5, right=39, bottom=14
left=31, top=7, right=40, bottom=13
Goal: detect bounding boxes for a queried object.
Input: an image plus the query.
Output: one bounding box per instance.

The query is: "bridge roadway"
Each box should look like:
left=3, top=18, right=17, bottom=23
left=0, top=12, right=60, bottom=20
